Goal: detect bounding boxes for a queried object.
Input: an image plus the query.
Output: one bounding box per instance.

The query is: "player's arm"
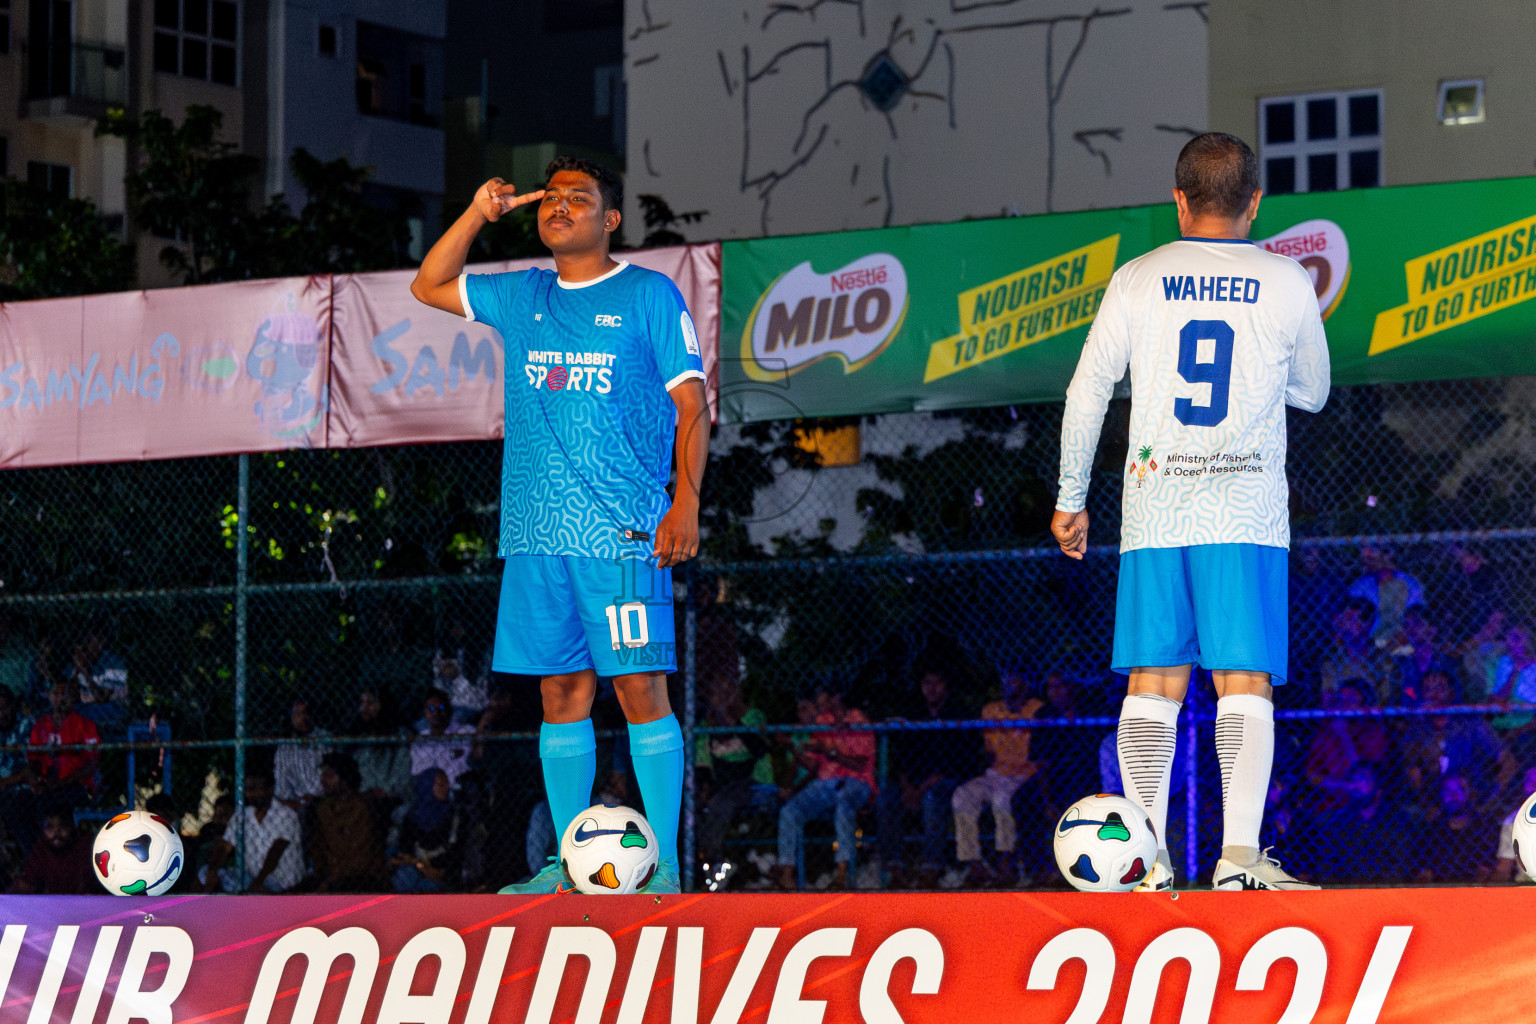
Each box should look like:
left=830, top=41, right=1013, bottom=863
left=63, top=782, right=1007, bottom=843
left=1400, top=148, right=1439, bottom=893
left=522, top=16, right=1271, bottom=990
left=409, top=179, right=546, bottom=316
left=1053, top=276, right=1132, bottom=559
left=1285, top=279, right=1331, bottom=412
left=655, top=378, right=709, bottom=568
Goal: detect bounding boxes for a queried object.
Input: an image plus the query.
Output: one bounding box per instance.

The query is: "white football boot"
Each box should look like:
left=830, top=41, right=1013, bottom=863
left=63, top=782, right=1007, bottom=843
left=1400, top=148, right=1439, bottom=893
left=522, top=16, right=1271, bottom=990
left=1211, top=848, right=1319, bottom=891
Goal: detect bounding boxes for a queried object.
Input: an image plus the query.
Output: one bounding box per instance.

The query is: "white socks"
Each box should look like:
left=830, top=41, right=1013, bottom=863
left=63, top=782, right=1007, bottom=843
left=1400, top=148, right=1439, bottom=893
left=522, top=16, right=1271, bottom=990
left=1215, top=693, right=1274, bottom=863
left=1117, top=693, right=1181, bottom=852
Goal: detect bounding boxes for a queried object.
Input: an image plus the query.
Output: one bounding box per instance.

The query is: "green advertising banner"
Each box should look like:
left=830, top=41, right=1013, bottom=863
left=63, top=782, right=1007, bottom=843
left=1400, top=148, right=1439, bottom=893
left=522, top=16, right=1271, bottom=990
left=718, top=175, right=1536, bottom=422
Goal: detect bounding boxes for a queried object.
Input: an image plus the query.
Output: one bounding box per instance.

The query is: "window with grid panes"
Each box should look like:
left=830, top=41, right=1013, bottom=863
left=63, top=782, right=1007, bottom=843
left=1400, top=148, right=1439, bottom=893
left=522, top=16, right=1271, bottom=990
left=154, top=0, right=238, bottom=86
left=1259, top=90, right=1382, bottom=195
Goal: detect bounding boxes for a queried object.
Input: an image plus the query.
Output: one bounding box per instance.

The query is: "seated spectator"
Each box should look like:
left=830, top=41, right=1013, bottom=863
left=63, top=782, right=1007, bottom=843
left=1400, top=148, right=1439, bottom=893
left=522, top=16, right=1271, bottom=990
left=190, top=794, right=236, bottom=890
left=435, top=644, right=488, bottom=727
left=28, top=681, right=100, bottom=818
left=65, top=625, right=129, bottom=733
left=1400, top=671, right=1512, bottom=819
left=1304, top=679, right=1389, bottom=813
left=311, top=752, right=386, bottom=892
left=410, top=689, right=475, bottom=788
left=392, top=769, right=461, bottom=893
left=1319, top=599, right=1390, bottom=703
left=1313, top=764, right=1412, bottom=883
left=1491, top=764, right=1536, bottom=884
left=199, top=765, right=304, bottom=893
left=876, top=669, right=975, bottom=888
left=1032, top=672, right=1107, bottom=816
left=1492, top=624, right=1536, bottom=706
left=1442, top=545, right=1509, bottom=645
left=952, top=671, right=1044, bottom=887
left=1457, top=608, right=1509, bottom=703
left=7, top=810, right=95, bottom=894
left=1347, top=545, right=1425, bottom=644
left=0, top=687, right=37, bottom=852
left=473, top=678, right=542, bottom=887
left=1394, top=607, right=1459, bottom=705
left=348, top=688, right=412, bottom=829
left=695, top=678, right=770, bottom=891
left=775, top=690, right=875, bottom=891
left=1416, top=773, right=1498, bottom=882
left=273, top=697, right=329, bottom=814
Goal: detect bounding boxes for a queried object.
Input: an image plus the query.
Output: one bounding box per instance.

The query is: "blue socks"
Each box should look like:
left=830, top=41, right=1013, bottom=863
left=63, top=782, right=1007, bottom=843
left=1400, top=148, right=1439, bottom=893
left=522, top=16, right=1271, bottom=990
left=539, top=719, right=596, bottom=845
left=628, top=714, right=684, bottom=864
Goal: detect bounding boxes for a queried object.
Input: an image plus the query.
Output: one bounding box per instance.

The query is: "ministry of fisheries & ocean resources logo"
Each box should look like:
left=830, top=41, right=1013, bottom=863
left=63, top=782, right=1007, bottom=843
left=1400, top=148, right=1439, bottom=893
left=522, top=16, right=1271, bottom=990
left=1130, top=446, right=1157, bottom=488
left=740, top=254, right=908, bottom=380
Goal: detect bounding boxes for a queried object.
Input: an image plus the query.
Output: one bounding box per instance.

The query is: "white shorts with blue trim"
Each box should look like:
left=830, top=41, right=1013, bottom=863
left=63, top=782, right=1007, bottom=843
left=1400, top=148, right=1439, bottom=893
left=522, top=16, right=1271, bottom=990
left=1111, top=543, right=1288, bottom=684
left=492, top=554, right=676, bottom=677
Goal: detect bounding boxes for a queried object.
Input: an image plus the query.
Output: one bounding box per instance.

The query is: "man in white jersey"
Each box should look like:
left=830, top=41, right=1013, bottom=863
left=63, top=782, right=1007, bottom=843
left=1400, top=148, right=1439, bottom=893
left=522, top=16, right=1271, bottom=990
left=1052, top=133, right=1330, bottom=891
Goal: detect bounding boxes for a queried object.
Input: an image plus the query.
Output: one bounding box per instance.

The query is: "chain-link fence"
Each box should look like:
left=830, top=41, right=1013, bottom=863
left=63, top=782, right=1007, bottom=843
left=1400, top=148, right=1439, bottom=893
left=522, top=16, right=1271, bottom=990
left=3, top=376, right=1536, bottom=893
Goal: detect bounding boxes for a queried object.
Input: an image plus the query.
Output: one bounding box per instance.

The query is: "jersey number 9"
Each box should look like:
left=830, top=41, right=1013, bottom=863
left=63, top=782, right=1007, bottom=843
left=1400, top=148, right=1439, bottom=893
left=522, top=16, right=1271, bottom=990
left=1174, top=319, right=1234, bottom=428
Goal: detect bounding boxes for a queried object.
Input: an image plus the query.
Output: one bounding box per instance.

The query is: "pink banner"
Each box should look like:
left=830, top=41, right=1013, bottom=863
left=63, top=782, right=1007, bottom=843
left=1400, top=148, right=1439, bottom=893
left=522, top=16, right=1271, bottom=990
left=0, top=244, right=721, bottom=468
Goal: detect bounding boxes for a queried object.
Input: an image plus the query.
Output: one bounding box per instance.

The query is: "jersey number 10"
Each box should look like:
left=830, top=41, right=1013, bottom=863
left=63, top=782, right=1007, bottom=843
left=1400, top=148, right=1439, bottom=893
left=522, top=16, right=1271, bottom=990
left=1174, top=319, right=1233, bottom=428
left=605, top=602, right=650, bottom=651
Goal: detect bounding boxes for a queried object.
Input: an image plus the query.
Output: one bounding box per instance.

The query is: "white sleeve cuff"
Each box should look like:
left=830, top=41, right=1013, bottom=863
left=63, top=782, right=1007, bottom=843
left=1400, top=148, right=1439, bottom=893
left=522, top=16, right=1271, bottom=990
left=458, top=274, right=476, bottom=322
left=665, top=369, right=707, bottom=391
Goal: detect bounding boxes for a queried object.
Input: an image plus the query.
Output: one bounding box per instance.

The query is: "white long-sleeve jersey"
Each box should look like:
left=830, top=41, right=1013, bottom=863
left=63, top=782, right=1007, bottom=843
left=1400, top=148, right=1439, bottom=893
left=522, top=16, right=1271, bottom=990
left=1056, top=237, right=1331, bottom=552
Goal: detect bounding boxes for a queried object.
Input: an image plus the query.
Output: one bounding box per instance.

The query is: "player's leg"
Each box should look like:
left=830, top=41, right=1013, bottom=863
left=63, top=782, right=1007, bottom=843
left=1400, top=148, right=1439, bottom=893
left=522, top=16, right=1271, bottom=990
left=571, top=555, right=684, bottom=891
left=492, top=556, right=596, bottom=895
left=951, top=774, right=988, bottom=869
left=1192, top=544, right=1316, bottom=890
left=1112, top=547, right=1199, bottom=889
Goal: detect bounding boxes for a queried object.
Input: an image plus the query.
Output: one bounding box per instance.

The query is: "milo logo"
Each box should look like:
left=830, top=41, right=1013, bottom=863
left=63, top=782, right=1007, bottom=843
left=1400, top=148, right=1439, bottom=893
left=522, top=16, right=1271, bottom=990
left=741, top=254, right=908, bottom=379
left=1257, top=218, right=1350, bottom=319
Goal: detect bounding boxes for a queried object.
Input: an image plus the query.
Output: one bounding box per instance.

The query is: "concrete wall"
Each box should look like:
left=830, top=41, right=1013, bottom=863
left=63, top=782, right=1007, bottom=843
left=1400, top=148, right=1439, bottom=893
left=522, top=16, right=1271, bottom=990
left=623, top=0, right=1207, bottom=241
left=1209, top=0, right=1536, bottom=187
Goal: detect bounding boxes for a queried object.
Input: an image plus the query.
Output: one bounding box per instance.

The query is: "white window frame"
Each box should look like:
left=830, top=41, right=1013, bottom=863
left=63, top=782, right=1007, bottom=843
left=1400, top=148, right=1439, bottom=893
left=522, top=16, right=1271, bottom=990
left=153, top=0, right=241, bottom=87
left=1259, top=88, right=1384, bottom=195
left=1439, top=79, right=1485, bottom=126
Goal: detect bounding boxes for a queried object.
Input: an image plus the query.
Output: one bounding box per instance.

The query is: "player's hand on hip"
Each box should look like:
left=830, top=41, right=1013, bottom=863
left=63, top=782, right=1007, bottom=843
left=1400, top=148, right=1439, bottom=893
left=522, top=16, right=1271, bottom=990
left=474, top=178, right=546, bottom=222
left=653, top=504, right=700, bottom=568
left=1051, top=509, right=1089, bottom=560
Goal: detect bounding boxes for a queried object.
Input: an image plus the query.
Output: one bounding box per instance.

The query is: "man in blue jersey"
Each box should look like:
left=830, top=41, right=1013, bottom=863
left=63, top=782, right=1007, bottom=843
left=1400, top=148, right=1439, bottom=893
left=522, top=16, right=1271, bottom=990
left=1052, top=134, right=1330, bottom=891
left=410, top=157, right=709, bottom=894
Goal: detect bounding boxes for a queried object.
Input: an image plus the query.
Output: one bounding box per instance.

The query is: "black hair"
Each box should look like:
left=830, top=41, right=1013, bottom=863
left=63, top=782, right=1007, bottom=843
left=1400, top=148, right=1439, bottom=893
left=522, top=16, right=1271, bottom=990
left=424, top=688, right=452, bottom=709
left=245, top=763, right=275, bottom=786
left=145, top=792, right=178, bottom=819
left=321, top=751, right=362, bottom=793
left=545, top=155, right=623, bottom=213
left=1174, top=132, right=1259, bottom=220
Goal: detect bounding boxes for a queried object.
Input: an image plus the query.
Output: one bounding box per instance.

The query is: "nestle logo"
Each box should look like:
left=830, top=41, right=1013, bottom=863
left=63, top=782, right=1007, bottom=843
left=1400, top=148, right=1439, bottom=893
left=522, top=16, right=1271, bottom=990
left=829, top=266, right=888, bottom=292
left=594, top=314, right=623, bottom=327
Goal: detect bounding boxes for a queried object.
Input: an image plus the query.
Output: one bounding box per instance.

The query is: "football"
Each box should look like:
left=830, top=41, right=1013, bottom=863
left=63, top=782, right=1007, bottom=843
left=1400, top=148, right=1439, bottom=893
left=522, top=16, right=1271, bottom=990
left=93, top=810, right=185, bottom=897
left=1510, top=791, right=1536, bottom=879
left=1052, top=793, right=1159, bottom=892
left=559, top=803, right=660, bottom=894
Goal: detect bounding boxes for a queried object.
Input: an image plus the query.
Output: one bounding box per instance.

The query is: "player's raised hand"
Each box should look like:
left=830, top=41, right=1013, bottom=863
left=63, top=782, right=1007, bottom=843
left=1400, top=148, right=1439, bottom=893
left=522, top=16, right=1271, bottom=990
left=474, top=178, right=546, bottom=222
left=653, top=504, right=700, bottom=568
left=1051, top=509, right=1090, bottom=560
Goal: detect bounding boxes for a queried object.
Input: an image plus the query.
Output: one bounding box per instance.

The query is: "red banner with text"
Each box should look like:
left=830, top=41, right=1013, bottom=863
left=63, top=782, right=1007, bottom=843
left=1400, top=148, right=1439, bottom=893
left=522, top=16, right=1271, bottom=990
left=1, top=888, right=1532, bottom=1023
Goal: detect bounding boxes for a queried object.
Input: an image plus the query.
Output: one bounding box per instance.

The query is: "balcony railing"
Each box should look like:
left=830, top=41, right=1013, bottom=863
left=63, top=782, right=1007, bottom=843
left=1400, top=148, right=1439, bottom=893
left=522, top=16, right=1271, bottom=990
left=26, top=41, right=128, bottom=108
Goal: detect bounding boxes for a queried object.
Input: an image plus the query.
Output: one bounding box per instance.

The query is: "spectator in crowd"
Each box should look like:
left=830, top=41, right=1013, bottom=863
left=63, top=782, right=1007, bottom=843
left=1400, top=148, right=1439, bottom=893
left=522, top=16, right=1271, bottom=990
left=952, top=670, right=1044, bottom=887
left=1303, top=678, right=1389, bottom=813
left=1319, top=599, right=1391, bottom=703
left=410, top=689, right=475, bottom=788
left=1441, top=546, right=1509, bottom=645
left=0, top=687, right=37, bottom=852
left=0, top=611, right=30, bottom=700
left=775, top=690, right=875, bottom=891
left=1290, top=547, right=1345, bottom=656
left=1416, top=773, right=1498, bottom=882
left=65, top=625, right=129, bottom=733
left=1492, top=625, right=1536, bottom=705
left=24, top=635, right=62, bottom=713
left=1400, top=671, right=1512, bottom=820
left=1032, top=672, right=1107, bottom=817
left=436, top=644, right=488, bottom=727
left=1491, top=764, right=1536, bottom=884
left=28, top=681, right=100, bottom=818
left=695, top=677, right=770, bottom=891
left=273, top=697, right=329, bottom=814
left=1313, top=764, right=1412, bottom=883
left=1457, top=608, right=1509, bottom=703
left=348, top=688, right=412, bottom=832
left=876, top=669, right=974, bottom=888
left=1394, top=607, right=1459, bottom=705
left=1347, top=545, right=1425, bottom=644
left=472, top=677, right=542, bottom=887
left=190, top=795, right=236, bottom=890
left=310, top=752, right=386, bottom=892
left=7, top=810, right=95, bottom=894
left=392, top=769, right=461, bottom=893
left=199, top=766, right=304, bottom=893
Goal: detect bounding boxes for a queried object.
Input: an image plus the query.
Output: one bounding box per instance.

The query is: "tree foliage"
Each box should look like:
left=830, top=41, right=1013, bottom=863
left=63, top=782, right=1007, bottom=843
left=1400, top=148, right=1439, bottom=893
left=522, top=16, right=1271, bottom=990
left=0, top=180, right=132, bottom=300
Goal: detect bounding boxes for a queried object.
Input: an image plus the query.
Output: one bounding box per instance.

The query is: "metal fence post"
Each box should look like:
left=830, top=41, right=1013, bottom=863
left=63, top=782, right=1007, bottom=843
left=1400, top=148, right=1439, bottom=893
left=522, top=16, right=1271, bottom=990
left=233, top=453, right=250, bottom=884
left=1184, top=712, right=1198, bottom=883
left=681, top=563, right=697, bottom=891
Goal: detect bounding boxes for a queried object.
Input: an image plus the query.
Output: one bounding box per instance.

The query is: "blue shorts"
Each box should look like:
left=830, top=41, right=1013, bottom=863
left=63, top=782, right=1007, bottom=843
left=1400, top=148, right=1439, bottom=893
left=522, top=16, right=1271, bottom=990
left=492, top=555, right=677, bottom=677
left=1111, top=543, right=1288, bottom=684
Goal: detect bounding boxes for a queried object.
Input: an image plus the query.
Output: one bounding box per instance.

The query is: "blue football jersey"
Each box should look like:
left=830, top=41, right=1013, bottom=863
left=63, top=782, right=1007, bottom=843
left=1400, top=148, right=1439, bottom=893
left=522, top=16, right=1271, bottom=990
left=461, top=262, right=706, bottom=559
